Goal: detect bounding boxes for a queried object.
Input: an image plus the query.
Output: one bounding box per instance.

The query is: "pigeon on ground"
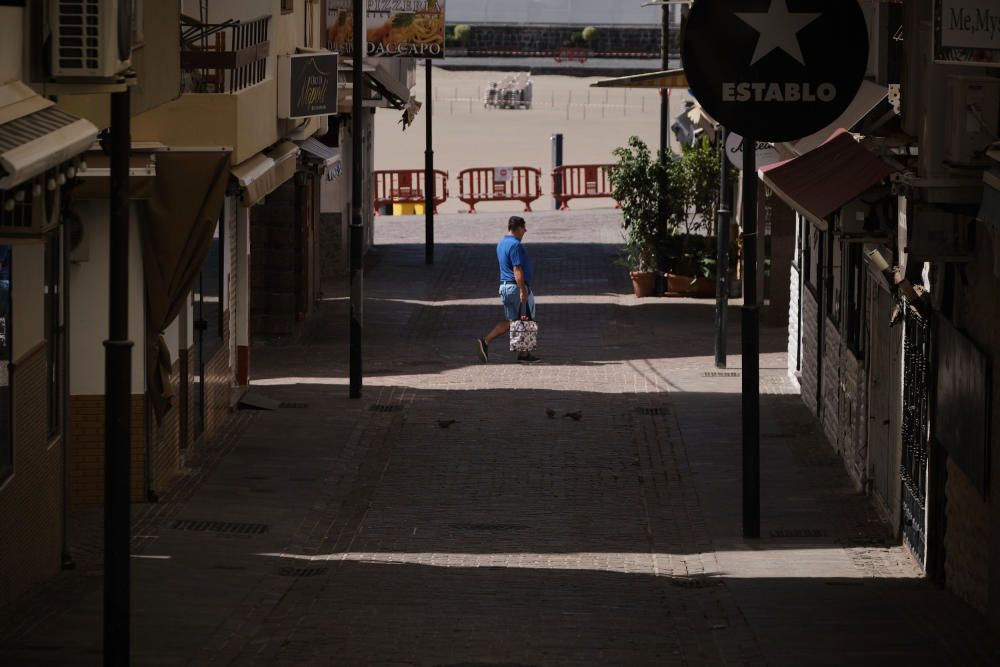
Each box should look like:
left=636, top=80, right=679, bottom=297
left=545, top=408, right=556, bottom=419
left=437, top=419, right=458, bottom=429
left=563, top=411, right=583, bottom=421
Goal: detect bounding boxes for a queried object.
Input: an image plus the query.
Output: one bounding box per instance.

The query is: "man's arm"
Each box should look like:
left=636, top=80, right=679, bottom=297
left=513, top=265, right=528, bottom=304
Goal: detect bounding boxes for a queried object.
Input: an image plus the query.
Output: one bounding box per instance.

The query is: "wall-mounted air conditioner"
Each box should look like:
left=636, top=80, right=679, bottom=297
left=48, top=0, right=134, bottom=81
left=944, top=76, right=1000, bottom=167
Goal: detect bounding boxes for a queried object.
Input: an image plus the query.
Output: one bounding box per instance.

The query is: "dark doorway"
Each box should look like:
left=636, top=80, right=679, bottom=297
left=192, top=220, right=224, bottom=440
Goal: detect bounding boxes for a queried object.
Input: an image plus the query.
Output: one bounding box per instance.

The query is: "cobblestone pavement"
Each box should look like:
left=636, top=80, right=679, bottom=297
left=1, top=210, right=997, bottom=666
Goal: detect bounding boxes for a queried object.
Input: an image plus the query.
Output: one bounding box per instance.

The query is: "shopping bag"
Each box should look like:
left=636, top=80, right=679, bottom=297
left=509, top=304, right=538, bottom=352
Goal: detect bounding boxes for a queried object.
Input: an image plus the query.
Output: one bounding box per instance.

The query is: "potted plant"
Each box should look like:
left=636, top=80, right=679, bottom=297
left=662, top=137, right=724, bottom=298
left=609, top=137, right=669, bottom=298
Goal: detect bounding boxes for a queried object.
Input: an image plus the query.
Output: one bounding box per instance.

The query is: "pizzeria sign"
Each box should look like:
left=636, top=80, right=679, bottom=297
left=326, top=0, right=447, bottom=58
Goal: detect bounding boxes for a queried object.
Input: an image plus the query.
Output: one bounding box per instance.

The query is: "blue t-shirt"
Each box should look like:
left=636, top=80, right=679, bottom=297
left=497, top=235, right=532, bottom=283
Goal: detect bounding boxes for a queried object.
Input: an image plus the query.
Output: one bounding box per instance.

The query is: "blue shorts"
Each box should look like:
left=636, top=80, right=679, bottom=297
left=500, top=283, right=536, bottom=321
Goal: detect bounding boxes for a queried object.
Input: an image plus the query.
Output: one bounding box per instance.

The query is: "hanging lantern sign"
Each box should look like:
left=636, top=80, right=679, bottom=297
left=682, top=0, right=869, bottom=143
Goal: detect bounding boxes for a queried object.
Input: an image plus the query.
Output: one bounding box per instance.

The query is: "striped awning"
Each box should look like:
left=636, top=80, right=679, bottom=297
left=231, top=140, right=300, bottom=206
left=591, top=69, right=689, bottom=89
left=0, top=81, right=98, bottom=190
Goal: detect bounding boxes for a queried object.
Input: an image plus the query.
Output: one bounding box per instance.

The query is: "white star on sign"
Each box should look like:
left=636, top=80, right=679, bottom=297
left=735, top=0, right=822, bottom=66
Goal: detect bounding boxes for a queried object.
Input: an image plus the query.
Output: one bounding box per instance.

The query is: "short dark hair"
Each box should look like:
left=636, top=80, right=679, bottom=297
left=508, top=216, right=526, bottom=232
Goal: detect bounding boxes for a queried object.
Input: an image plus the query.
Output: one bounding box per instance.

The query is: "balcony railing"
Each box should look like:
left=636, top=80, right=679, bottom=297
left=180, top=15, right=271, bottom=94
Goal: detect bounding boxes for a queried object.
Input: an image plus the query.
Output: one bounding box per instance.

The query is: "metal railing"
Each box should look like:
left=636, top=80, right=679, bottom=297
left=180, top=15, right=271, bottom=94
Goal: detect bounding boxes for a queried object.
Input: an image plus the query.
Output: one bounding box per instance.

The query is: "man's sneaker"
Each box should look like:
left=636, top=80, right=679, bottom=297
left=517, top=353, right=541, bottom=364
left=476, top=338, right=489, bottom=363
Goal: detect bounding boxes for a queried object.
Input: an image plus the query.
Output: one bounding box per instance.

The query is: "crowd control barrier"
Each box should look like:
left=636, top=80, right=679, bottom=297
left=457, top=166, right=543, bottom=213
left=373, top=169, right=449, bottom=215
left=552, top=164, right=619, bottom=210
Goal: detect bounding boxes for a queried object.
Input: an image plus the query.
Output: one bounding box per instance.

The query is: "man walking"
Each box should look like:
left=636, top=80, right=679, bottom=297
left=477, top=216, right=540, bottom=364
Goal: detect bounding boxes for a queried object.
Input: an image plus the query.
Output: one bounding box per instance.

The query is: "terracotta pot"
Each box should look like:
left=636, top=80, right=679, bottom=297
left=629, top=271, right=658, bottom=298
left=665, top=273, right=716, bottom=298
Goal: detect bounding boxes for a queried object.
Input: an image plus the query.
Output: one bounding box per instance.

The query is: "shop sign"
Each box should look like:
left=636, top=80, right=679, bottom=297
left=326, top=0, right=446, bottom=58
left=278, top=53, right=339, bottom=119
left=934, top=0, right=1000, bottom=67
left=682, top=0, right=869, bottom=143
left=725, top=133, right=783, bottom=171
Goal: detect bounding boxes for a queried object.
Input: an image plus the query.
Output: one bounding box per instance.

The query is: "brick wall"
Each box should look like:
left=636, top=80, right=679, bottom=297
left=787, top=264, right=800, bottom=386
left=150, top=360, right=182, bottom=496
left=0, top=345, right=61, bottom=605
left=945, top=459, right=989, bottom=613
left=821, top=318, right=841, bottom=448
left=69, top=395, right=145, bottom=505
left=203, top=314, right=232, bottom=440
left=839, top=350, right=867, bottom=491
left=799, top=287, right=819, bottom=418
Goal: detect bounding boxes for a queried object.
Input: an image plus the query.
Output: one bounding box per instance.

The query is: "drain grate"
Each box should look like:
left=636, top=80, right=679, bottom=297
left=449, top=523, right=529, bottom=532
left=277, top=566, right=328, bottom=578
left=169, top=520, right=269, bottom=535
left=279, top=402, right=310, bottom=409
left=636, top=407, right=667, bottom=416
left=704, top=371, right=740, bottom=377
left=369, top=403, right=404, bottom=413
left=769, top=528, right=828, bottom=539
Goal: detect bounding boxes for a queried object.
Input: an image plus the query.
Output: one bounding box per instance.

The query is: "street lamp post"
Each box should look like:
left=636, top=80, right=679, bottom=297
left=349, top=0, right=364, bottom=399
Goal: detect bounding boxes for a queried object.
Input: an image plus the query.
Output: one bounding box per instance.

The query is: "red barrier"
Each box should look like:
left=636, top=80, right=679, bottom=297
left=373, top=169, right=449, bottom=215
left=552, top=164, right=619, bottom=210
left=457, top=166, right=542, bottom=213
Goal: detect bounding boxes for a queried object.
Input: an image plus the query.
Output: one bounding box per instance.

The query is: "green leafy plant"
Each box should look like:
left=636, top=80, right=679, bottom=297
left=453, top=24, right=472, bottom=45
left=609, top=137, right=670, bottom=272
left=581, top=26, right=598, bottom=43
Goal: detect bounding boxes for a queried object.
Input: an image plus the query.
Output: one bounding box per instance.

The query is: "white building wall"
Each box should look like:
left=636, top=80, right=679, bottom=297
left=447, top=0, right=664, bottom=26
left=0, top=7, right=23, bottom=84
left=69, top=202, right=146, bottom=395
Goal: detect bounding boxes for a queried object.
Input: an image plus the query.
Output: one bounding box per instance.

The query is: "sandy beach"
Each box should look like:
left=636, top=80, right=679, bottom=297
left=374, top=64, right=692, bottom=214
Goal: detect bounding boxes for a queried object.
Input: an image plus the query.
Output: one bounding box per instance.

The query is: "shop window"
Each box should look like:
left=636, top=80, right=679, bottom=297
left=0, top=245, right=11, bottom=482
left=44, top=234, right=60, bottom=438
left=845, top=243, right=866, bottom=358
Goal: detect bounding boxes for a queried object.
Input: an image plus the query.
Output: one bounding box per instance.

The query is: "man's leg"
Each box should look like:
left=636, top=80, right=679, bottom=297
left=485, top=321, right=510, bottom=344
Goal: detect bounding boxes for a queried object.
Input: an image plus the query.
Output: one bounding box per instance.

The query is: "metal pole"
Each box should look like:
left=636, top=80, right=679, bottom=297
left=61, top=198, right=73, bottom=571
left=741, top=135, right=760, bottom=539
left=104, top=88, right=133, bottom=667
left=551, top=133, right=563, bottom=210
left=425, top=59, right=434, bottom=266
left=714, top=127, right=730, bottom=369
left=349, top=0, right=364, bottom=399
left=659, top=5, right=670, bottom=162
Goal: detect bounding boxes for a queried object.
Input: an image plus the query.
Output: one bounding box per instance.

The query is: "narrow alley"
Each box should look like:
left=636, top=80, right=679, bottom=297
left=0, top=210, right=995, bottom=665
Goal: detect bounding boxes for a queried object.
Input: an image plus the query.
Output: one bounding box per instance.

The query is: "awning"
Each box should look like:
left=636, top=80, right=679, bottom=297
left=295, top=137, right=340, bottom=172
left=231, top=140, right=300, bottom=206
left=783, top=81, right=890, bottom=156
left=591, top=68, right=689, bottom=89
left=0, top=81, right=98, bottom=190
left=759, top=129, right=897, bottom=230
left=71, top=152, right=157, bottom=200
left=366, top=72, right=409, bottom=110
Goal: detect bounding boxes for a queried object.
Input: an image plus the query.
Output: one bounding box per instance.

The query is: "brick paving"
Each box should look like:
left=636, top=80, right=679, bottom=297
left=1, top=209, right=998, bottom=665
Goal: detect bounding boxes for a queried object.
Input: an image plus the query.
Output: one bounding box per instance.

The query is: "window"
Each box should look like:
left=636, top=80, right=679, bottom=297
left=828, top=232, right=842, bottom=325
left=44, top=234, right=60, bottom=438
left=845, top=243, right=867, bottom=357
left=0, top=245, right=11, bottom=482
left=281, top=0, right=294, bottom=14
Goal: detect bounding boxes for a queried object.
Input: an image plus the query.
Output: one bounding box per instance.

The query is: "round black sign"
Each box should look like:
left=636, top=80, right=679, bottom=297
left=682, top=0, right=869, bottom=143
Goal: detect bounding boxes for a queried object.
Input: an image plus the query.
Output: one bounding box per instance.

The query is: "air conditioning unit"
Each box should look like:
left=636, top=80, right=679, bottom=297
left=944, top=76, right=1000, bottom=167
left=49, top=0, right=134, bottom=81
